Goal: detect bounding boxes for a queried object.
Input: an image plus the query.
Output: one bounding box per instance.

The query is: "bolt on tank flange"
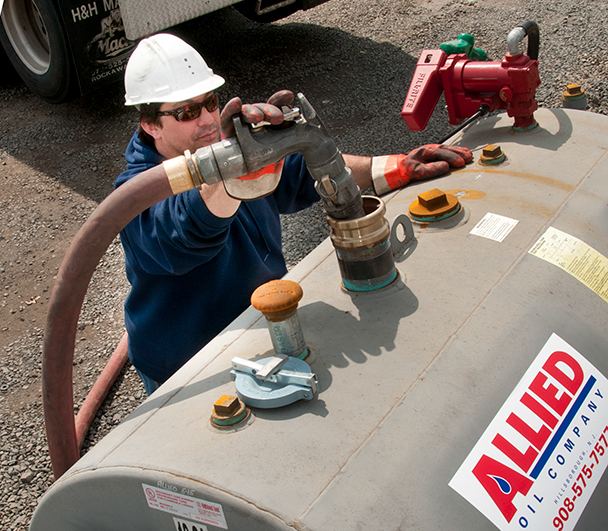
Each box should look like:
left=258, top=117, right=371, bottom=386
left=327, top=196, right=398, bottom=292
left=251, top=280, right=309, bottom=359
left=409, top=188, right=461, bottom=222
left=479, top=144, right=506, bottom=165
left=210, top=394, right=251, bottom=430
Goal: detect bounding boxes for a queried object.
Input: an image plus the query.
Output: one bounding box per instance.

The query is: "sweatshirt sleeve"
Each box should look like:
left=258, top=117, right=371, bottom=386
left=121, top=188, right=235, bottom=275
left=272, top=154, right=320, bottom=214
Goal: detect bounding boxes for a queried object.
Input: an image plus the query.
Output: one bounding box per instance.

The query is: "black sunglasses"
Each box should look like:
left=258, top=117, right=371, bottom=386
left=156, top=93, right=219, bottom=122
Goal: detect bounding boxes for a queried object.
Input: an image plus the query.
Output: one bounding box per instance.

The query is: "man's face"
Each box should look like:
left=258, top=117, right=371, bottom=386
left=143, top=92, right=221, bottom=159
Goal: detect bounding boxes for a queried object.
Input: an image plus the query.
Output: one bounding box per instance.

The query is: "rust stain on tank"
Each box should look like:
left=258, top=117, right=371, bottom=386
left=444, top=189, right=486, bottom=200
left=459, top=168, right=574, bottom=191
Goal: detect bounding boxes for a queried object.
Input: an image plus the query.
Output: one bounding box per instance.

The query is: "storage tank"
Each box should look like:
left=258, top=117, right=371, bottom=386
left=31, top=108, right=608, bottom=530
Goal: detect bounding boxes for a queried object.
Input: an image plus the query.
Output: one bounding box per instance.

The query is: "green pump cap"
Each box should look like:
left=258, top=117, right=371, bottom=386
left=440, top=33, right=488, bottom=60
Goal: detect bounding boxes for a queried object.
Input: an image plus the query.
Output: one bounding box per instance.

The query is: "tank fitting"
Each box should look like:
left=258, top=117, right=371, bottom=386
left=210, top=394, right=251, bottom=430
left=562, top=83, right=587, bottom=110
left=251, top=280, right=309, bottom=359
left=409, top=188, right=461, bottom=222
left=479, top=144, right=507, bottom=165
left=327, top=196, right=400, bottom=292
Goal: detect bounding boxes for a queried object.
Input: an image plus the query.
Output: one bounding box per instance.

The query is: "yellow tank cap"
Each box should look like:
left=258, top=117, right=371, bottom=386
left=563, top=83, right=585, bottom=99
left=210, top=394, right=250, bottom=429
left=409, top=188, right=460, bottom=221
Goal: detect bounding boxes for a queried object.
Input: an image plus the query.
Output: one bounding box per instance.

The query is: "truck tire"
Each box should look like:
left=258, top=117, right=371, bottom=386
left=0, top=0, right=76, bottom=102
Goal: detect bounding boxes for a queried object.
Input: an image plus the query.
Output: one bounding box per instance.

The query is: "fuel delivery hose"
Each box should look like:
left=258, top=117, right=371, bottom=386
left=43, top=165, right=172, bottom=479
left=43, top=100, right=364, bottom=479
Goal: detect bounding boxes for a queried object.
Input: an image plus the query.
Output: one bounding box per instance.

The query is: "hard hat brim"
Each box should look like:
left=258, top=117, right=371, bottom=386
left=125, top=73, right=225, bottom=106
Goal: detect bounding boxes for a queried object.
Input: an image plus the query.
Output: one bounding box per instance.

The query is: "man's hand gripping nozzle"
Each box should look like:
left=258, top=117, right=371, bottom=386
left=163, top=93, right=365, bottom=220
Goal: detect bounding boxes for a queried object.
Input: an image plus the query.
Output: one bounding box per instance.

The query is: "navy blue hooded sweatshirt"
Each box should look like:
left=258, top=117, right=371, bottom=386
left=115, top=131, right=319, bottom=383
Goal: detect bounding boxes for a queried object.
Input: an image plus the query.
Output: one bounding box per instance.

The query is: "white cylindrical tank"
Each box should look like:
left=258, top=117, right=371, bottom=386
left=31, top=109, right=608, bottom=530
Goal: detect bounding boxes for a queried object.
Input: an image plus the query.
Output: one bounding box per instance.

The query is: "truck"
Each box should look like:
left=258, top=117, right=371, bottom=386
left=0, top=0, right=330, bottom=102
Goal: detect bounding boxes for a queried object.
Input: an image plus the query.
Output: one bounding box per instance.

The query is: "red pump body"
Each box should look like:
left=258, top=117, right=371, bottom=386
left=401, top=49, right=540, bottom=131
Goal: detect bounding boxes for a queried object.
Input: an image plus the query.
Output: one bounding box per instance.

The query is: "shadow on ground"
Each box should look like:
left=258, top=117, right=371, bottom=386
left=0, top=8, right=451, bottom=204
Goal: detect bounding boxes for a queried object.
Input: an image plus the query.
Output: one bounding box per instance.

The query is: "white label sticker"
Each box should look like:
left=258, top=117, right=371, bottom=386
left=173, top=517, right=208, bottom=531
left=529, top=226, right=608, bottom=303
left=470, top=212, right=519, bottom=242
left=449, top=334, right=608, bottom=530
left=142, top=484, right=228, bottom=529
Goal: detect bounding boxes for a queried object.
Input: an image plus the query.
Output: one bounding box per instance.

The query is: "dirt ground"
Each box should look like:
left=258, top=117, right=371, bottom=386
left=2, top=0, right=608, bottom=529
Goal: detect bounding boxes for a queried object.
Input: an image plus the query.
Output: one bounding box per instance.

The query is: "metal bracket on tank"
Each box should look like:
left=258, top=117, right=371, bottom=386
left=390, top=214, right=416, bottom=258
left=231, top=355, right=318, bottom=409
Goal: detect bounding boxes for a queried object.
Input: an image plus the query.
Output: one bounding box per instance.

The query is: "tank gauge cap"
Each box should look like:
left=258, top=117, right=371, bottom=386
left=409, top=188, right=461, bottom=222
left=210, top=394, right=251, bottom=430
left=251, top=279, right=303, bottom=321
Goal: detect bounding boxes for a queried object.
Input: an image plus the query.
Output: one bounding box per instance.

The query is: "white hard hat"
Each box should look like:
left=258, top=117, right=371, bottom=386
left=124, top=33, right=225, bottom=106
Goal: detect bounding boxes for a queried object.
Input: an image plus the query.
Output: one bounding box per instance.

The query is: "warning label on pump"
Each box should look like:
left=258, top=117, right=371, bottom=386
left=529, top=227, right=608, bottom=303
left=470, top=212, right=519, bottom=242
left=142, top=484, right=227, bottom=529
left=450, top=334, right=608, bottom=530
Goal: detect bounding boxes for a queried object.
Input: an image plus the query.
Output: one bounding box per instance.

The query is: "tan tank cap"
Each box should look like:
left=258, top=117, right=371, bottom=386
left=251, top=279, right=303, bottom=319
left=210, top=394, right=250, bottom=429
left=563, top=83, right=585, bottom=98
left=213, top=395, right=241, bottom=417
left=409, top=188, right=460, bottom=219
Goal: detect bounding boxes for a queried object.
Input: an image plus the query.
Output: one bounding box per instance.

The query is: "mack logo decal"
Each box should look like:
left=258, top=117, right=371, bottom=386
left=450, top=334, right=608, bottom=530
left=87, top=9, right=135, bottom=63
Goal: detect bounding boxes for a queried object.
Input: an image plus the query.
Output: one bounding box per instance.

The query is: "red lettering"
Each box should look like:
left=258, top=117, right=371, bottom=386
left=521, top=391, right=559, bottom=428
left=473, top=454, right=533, bottom=522
left=543, top=351, right=584, bottom=395
left=506, top=412, right=551, bottom=451
left=529, top=372, right=572, bottom=416
left=492, top=433, right=538, bottom=472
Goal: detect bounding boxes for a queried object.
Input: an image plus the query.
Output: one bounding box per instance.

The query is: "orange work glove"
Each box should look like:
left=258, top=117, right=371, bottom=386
left=371, top=144, right=473, bottom=195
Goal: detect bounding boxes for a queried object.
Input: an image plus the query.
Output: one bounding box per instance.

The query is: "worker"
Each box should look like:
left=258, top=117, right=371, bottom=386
left=117, top=33, right=472, bottom=395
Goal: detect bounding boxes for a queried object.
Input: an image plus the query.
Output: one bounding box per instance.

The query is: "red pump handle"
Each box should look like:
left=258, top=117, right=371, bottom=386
left=401, top=49, right=447, bottom=131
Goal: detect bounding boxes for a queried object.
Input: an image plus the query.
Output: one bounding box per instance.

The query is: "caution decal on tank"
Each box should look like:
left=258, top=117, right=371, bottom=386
left=529, top=226, right=608, bottom=303
left=142, top=483, right=227, bottom=529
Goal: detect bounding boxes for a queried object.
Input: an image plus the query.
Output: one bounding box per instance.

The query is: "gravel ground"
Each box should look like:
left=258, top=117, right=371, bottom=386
left=1, top=0, right=607, bottom=529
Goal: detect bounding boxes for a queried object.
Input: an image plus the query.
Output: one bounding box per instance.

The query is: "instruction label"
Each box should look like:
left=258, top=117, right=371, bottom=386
left=449, top=334, right=608, bottom=530
left=529, top=227, right=608, bottom=303
left=470, top=212, right=519, bottom=242
left=142, top=484, right=227, bottom=529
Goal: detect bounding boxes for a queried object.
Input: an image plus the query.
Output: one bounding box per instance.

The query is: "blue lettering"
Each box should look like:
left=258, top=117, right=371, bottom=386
left=595, top=388, right=603, bottom=399
left=548, top=468, right=557, bottom=479
left=587, top=400, right=597, bottom=413
left=581, top=415, right=590, bottom=425
left=564, top=438, right=576, bottom=452
left=556, top=454, right=566, bottom=465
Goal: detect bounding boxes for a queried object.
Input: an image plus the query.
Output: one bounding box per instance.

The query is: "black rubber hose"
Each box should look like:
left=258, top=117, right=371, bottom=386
left=519, top=20, right=540, bottom=60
